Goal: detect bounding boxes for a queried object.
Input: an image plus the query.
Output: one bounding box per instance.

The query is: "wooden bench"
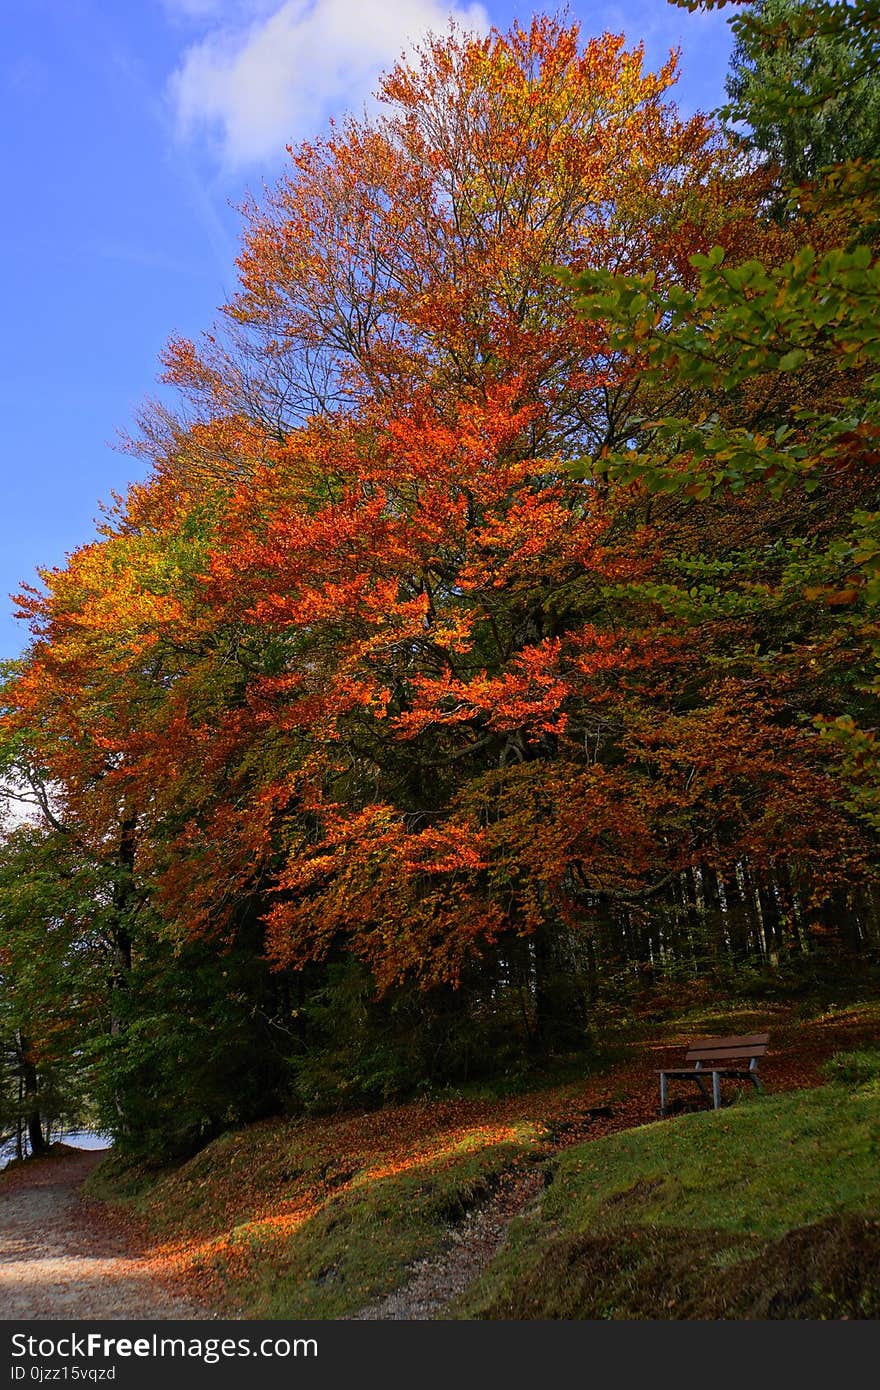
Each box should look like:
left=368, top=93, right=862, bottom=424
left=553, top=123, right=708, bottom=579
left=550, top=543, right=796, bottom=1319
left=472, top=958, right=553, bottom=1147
left=659, top=1033, right=769, bottom=1115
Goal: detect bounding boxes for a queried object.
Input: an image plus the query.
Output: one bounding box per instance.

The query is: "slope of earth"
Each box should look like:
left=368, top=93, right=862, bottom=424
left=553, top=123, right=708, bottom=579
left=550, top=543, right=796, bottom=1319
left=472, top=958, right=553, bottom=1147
left=454, top=1064, right=880, bottom=1319
left=84, top=998, right=880, bottom=1320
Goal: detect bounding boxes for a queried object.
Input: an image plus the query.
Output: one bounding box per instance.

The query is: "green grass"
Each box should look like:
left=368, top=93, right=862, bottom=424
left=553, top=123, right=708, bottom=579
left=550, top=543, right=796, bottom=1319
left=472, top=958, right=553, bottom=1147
left=455, top=1073, right=880, bottom=1319
left=85, top=1102, right=547, bottom=1319
left=85, top=1010, right=880, bottom=1320
left=203, top=1140, right=531, bottom=1319
left=822, top=1046, right=880, bottom=1086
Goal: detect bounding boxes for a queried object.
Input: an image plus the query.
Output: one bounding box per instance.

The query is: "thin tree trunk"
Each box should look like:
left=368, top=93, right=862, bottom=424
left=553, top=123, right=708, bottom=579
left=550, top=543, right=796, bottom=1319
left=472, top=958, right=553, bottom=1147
left=19, top=1037, right=45, bottom=1157
left=15, top=1072, right=24, bottom=1161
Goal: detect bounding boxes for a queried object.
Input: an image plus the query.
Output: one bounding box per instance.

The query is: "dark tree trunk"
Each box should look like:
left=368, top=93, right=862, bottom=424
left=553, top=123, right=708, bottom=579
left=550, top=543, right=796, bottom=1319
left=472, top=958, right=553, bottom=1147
left=19, top=1037, right=46, bottom=1157
left=15, top=1073, right=24, bottom=1161
left=109, top=813, right=137, bottom=1037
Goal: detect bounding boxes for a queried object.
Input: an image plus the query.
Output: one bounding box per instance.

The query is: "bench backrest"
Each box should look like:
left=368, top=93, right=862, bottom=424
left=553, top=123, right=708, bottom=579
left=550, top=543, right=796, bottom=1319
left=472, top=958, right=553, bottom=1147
left=685, top=1033, right=770, bottom=1066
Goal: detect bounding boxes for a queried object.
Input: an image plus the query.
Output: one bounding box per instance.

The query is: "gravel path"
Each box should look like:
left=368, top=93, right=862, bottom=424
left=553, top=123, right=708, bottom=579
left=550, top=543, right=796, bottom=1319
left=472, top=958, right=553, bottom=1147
left=0, top=1150, right=207, bottom=1320
left=354, top=1168, right=545, bottom=1320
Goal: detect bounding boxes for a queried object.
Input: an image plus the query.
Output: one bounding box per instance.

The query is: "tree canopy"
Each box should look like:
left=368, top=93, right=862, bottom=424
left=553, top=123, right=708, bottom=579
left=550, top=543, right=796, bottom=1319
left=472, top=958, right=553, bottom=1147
left=2, top=3, right=879, bottom=1160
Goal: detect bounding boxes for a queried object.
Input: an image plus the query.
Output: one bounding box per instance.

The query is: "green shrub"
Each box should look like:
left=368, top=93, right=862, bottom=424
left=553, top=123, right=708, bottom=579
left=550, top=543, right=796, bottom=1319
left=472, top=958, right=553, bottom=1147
left=822, top=1049, right=880, bottom=1086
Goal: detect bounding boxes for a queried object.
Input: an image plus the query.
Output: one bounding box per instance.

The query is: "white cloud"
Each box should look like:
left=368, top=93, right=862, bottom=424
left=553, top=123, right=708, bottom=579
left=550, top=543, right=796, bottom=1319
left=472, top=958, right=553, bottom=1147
left=169, top=0, right=490, bottom=168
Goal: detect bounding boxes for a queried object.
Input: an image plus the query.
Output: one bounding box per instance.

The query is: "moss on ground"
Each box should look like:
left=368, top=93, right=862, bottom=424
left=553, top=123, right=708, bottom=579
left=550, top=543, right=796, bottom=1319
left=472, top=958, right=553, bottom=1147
left=85, top=1101, right=546, bottom=1318
left=455, top=1071, right=880, bottom=1319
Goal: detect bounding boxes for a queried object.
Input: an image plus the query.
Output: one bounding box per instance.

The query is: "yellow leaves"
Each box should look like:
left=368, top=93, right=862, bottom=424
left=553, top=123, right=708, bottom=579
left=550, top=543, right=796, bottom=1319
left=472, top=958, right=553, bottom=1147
left=219, top=8, right=742, bottom=444
left=804, top=577, right=864, bottom=606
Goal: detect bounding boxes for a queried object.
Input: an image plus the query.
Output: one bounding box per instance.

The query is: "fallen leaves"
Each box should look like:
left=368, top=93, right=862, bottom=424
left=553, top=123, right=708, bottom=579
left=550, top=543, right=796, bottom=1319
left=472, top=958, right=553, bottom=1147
left=87, top=1002, right=880, bottom=1316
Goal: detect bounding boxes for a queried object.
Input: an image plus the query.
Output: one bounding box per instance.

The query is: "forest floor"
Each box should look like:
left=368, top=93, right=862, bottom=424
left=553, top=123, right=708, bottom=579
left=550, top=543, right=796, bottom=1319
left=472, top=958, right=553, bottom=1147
left=83, top=995, right=880, bottom=1320
left=0, top=1149, right=210, bottom=1320
left=353, top=1167, right=546, bottom=1319
left=4, top=995, right=879, bottom=1320
left=354, top=996, right=880, bottom=1319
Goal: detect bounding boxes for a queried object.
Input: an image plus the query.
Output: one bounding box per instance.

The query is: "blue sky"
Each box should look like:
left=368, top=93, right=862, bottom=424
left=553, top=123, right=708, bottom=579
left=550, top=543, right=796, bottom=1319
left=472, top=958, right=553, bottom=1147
left=0, top=0, right=734, bottom=661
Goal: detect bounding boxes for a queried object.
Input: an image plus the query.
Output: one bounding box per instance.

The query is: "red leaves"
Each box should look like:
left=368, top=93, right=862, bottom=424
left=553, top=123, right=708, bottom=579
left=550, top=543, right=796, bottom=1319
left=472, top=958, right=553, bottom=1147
left=3, top=12, right=872, bottom=1002
left=96, top=1003, right=880, bottom=1317
left=395, top=639, right=569, bottom=739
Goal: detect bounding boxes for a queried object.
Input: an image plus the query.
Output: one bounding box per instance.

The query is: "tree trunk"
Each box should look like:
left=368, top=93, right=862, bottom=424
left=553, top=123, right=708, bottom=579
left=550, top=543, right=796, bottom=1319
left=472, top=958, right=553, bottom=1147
left=18, top=1036, right=46, bottom=1157
left=109, top=813, right=137, bottom=1037
left=15, top=1073, right=24, bottom=1161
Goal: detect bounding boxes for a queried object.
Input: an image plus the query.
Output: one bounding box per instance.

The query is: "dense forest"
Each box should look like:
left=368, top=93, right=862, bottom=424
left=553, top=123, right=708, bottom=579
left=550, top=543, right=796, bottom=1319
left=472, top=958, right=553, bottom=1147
left=2, top=0, right=879, bottom=1163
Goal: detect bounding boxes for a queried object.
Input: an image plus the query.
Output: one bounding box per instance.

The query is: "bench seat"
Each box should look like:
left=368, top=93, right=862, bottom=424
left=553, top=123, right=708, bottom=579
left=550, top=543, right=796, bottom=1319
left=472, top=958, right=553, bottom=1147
left=659, top=1034, right=769, bottom=1115
left=658, top=1066, right=758, bottom=1078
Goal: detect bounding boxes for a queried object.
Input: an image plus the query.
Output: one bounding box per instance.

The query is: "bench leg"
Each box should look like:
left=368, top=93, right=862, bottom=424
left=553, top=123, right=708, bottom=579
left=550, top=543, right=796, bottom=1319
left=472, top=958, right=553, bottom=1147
left=712, top=1071, right=721, bottom=1110
left=693, top=1073, right=710, bottom=1102
left=660, top=1072, right=668, bottom=1116
left=749, top=1072, right=763, bottom=1094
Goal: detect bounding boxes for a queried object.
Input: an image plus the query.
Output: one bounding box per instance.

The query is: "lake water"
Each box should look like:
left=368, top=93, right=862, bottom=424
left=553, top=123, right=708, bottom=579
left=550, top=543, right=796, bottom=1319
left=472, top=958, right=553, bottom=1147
left=54, top=1130, right=111, bottom=1151
left=1, top=1129, right=111, bottom=1168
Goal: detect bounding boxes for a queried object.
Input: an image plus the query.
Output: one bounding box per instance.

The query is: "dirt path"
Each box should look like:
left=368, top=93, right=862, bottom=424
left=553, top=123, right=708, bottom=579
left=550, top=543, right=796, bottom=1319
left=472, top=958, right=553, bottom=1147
left=0, top=1150, right=208, bottom=1320
left=354, top=1168, right=544, bottom=1319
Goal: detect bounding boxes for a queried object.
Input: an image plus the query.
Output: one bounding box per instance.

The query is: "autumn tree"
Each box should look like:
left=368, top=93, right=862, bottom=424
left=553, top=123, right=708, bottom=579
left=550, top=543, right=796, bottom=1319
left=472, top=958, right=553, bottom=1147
left=560, top=0, right=880, bottom=956
left=154, top=18, right=755, bottom=446
left=126, top=18, right=766, bottom=996
left=5, top=10, right=879, bottom=1156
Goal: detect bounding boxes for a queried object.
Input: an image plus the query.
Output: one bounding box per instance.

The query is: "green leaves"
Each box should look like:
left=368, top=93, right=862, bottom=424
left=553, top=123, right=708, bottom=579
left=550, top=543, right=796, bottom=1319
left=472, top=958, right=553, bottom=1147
left=778, top=348, right=808, bottom=371
left=562, top=238, right=880, bottom=503
left=721, top=0, right=880, bottom=187
left=559, top=0, right=880, bottom=842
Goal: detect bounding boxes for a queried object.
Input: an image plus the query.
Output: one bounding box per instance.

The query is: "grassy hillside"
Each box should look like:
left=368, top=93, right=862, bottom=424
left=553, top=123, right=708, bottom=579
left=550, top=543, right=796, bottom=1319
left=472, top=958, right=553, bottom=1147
left=456, top=1054, right=880, bottom=1319
left=86, top=1093, right=557, bottom=1318
left=86, top=1002, right=880, bottom=1320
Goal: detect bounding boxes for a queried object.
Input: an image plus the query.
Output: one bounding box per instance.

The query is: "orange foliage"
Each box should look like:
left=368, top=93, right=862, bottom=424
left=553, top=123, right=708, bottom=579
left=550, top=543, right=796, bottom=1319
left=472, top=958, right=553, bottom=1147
left=3, top=14, right=871, bottom=996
